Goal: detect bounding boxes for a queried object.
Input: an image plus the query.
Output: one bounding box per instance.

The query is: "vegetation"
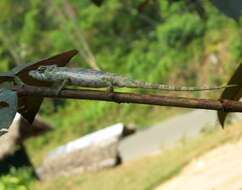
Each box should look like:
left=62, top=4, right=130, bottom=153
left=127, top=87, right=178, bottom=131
left=0, top=0, right=242, bottom=188
left=32, top=121, right=242, bottom=190
left=0, top=168, right=33, bottom=190
left=17, top=0, right=240, bottom=164
left=4, top=120, right=242, bottom=190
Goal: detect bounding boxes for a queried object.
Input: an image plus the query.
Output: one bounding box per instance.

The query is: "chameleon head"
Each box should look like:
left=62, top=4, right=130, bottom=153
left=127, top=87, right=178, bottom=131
left=29, top=65, right=57, bottom=80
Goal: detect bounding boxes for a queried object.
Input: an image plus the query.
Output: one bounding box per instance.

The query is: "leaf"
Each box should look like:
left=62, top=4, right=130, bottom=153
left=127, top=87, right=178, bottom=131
left=0, top=89, right=17, bottom=135
left=217, top=62, right=242, bottom=127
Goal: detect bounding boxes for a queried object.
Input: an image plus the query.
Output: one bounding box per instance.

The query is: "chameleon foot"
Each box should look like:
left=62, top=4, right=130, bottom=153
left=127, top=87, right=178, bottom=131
left=14, top=76, right=25, bottom=87
left=106, top=85, right=114, bottom=93
left=54, top=79, right=68, bottom=95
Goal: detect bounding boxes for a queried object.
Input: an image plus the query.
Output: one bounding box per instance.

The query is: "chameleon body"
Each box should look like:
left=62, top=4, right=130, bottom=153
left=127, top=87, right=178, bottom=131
left=29, top=65, right=236, bottom=92
left=0, top=50, right=78, bottom=123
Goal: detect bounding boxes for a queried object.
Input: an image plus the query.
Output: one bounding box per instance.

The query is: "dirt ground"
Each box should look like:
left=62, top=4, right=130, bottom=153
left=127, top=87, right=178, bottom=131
left=155, top=138, right=242, bottom=190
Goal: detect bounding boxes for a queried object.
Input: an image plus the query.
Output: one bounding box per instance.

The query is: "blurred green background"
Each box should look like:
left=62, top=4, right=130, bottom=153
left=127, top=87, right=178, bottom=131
left=0, top=0, right=242, bottom=188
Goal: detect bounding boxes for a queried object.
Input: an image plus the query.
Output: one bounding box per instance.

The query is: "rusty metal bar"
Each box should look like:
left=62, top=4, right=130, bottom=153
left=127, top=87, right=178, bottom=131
left=11, top=85, right=242, bottom=112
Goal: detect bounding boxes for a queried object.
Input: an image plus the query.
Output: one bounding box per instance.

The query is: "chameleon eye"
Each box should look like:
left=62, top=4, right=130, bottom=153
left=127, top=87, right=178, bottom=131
left=38, top=66, right=46, bottom=73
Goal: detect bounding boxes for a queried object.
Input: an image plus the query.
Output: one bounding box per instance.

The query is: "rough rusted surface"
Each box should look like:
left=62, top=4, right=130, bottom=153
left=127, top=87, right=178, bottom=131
left=12, top=85, right=242, bottom=113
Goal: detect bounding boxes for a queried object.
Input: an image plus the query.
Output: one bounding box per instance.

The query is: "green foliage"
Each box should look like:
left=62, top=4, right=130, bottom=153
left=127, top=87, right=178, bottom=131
left=0, top=168, right=33, bottom=190
left=0, top=0, right=241, bottom=169
left=156, top=14, right=205, bottom=49
left=33, top=122, right=242, bottom=190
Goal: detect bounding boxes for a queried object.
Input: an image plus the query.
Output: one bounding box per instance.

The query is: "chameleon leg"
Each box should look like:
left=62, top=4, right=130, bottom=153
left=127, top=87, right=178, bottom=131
left=54, top=79, right=68, bottom=95
left=14, top=76, right=25, bottom=87
left=106, top=83, right=114, bottom=93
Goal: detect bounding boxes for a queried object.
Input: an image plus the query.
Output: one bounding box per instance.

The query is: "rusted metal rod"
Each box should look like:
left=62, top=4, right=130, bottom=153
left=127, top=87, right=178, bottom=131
left=11, top=85, right=242, bottom=112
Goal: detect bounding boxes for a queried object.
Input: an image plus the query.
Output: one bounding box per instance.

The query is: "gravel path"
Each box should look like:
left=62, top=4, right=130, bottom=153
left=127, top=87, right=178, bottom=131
left=155, top=138, right=242, bottom=190
left=119, top=109, right=218, bottom=161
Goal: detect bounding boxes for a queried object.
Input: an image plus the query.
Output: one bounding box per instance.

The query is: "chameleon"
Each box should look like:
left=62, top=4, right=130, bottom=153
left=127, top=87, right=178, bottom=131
left=29, top=65, right=237, bottom=92
left=0, top=49, right=78, bottom=124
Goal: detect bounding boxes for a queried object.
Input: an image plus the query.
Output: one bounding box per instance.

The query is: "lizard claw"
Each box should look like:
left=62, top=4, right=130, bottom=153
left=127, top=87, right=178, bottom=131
left=54, top=79, right=68, bottom=96
left=14, top=76, right=25, bottom=87
left=106, top=85, right=114, bottom=93
left=55, top=87, right=62, bottom=96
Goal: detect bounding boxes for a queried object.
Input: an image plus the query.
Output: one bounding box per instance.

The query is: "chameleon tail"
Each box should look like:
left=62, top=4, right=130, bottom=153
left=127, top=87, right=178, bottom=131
left=117, top=78, right=238, bottom=91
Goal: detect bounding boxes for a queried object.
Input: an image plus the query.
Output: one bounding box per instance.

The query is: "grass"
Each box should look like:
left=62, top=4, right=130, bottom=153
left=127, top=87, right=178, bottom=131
left=32, top=120, right=242, bottom=190
left=25, top=105, right=185, bottom=166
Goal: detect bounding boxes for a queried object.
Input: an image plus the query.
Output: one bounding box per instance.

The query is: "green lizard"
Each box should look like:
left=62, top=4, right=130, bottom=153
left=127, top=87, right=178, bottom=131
left=29, top=65, right=237, bottom=93
left=0, top=49, right=78, bottom=123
